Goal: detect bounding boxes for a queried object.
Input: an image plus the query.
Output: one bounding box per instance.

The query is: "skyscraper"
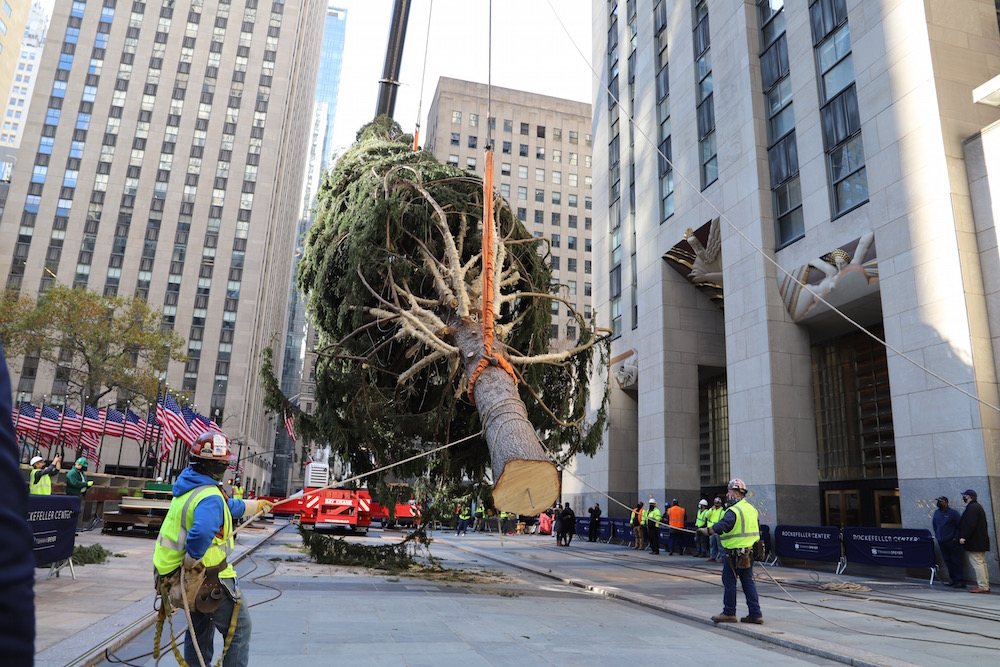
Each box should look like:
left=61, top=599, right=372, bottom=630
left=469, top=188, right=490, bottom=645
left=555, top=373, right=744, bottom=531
left=424, top=77, right=594, bottom=351
left=0, top=0, right=327, bottom=491
left=0, top=1, right=49, bottom=181
left=573, top=0, right=1000, bottom=572
left=272, top=4, right=347, bottom=496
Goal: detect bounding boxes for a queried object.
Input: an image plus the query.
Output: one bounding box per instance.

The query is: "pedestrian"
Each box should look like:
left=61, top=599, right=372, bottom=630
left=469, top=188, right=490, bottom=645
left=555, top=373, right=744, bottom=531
left=630, top=501, right=645, bottom=550
left=645, top=498, right=662, bottom=554
left=694, top=499, right=710, bottom=557
left=553, top=503, right=562, bottom=544
left=958, top=489, right=991, bottom=593
left=153, top=432, right=273, bottom=667
left=28, top=454, right=62, bottom=495
left=538, top=510, right=552, bottom=535
left=707, top=478, right=763, bottom=624
left=707, top=497, right=724, bottom=561
left=667, top=498, right=686, bottom=555
left=64, top=457, right=94, bottom=497
left=588, top=502, right=602, bottom=542
left=0, top=341, right=36, bottom=666
left=456, top=504, right=471, bottom=535
left=560, top=502, right=577, bottom=546
left=231, top=479, right=244, bottom=500
left=473, top=501, right=486, bottom=532
left=932, top=496, right=964, bottom=588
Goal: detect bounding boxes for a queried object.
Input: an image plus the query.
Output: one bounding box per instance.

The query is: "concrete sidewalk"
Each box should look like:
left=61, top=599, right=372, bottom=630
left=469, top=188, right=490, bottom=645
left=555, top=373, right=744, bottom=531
left=34, top=523, right=1000, bottom=666
left=440, top=531, right=1000, bottom=667
left=33, top=519, right=282, bottom=667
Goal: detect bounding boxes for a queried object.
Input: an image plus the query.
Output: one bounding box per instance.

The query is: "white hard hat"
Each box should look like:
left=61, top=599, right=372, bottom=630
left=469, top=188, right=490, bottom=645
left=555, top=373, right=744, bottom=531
left=699, top=499, right=708, bottom=506
left=648, top=498, right=656, bottom=505
left=30, top=456, right=44, bottom=466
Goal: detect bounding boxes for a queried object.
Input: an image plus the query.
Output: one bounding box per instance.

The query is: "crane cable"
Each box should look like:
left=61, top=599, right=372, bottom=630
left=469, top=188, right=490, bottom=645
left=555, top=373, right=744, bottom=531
left=412, top=0, right=433, bottom=151
left=467, top=0, right=517, bottom=404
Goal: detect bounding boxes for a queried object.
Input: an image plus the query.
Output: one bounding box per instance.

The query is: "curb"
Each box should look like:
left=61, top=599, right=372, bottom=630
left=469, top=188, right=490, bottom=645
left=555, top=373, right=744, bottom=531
left=49, top=521, right=286, bottom=667
left=447, top=540, right=920, bottom=667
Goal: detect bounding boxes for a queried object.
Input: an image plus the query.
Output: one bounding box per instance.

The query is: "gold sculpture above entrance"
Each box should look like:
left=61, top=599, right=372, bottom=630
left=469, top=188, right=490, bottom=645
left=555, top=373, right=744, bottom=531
left=779, top=232, right=878, bottom=323
left=662, top=217, right=724, bottom=311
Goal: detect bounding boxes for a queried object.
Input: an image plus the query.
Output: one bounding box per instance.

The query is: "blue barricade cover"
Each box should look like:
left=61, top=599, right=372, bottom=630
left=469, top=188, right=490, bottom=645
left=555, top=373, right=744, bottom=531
left=611, top=518, right=634, bottom=543
left=27, top=494, right=80, bottom=566
left=843, top=527, right=935, bottom=569
left=575, top=517, right=589, bottom=535
left=598, top=517, right=612, bottom=539
left=759, top=524, right=773, bottom=557
left=774, top=525, right=842, bottom=562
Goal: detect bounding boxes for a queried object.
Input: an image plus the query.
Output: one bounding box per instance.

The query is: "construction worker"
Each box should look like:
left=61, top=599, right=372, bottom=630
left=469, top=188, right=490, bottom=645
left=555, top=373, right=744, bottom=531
left=153, top=432, right=273, bottom=667
left=706, top=497, right=725, bottom=561
left=28, top=454, right=61, bottom=495
left=231, top=479, right=244, bottom=500
left=473, top=502, right=486, bottom=532
left=500, top=510, right=510, bottom=534
left=64, top=457, right=94, bottom=497
left=706, top=478, right=763, bottom=625
left=645, top=498, right=662, bottom=554
left=456, top=504, right=471, bottom=535
left=666, top=498, right=686, bottom=555
left=630, top=501, right=645, bottom=550
left=694, top=499, right=710, bottom=556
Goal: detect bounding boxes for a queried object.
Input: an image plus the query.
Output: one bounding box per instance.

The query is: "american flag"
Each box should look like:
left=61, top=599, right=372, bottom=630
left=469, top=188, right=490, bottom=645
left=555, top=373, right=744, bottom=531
left=194, top=412, right=224, bottom=434
left=104, top=408, right=126, bottom=437
left=15, top=403, right=39, bottom=435
left=153, top=400, right=175, bottom=451
left=39, top=405, right=63, bottom=438
left=124, top=409, right=147, bottom=441
left=83, top=405, right=105, bottom=434
left=61, top=407, right=83, bottom=445
left=164, top=394, right=196, bottom=446
left=284, top=408, right=297, bottom=442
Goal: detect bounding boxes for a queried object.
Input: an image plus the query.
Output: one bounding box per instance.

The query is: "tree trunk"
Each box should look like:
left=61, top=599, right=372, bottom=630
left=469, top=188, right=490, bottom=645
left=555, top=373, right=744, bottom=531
left=453, top=322, right=559, bottom=515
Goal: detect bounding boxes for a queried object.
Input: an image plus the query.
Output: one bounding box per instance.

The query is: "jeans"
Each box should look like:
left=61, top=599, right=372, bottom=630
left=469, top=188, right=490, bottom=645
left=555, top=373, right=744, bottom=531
left=647, top=522, right=660, bottom=553
left=185, top=584, right=251, bottom=667
left=456, top=518, right=468, bottom=534
left=696, top=531, right=709, bottom=556
left=721, top=554, right=762, bottom=618
left=709, top=534, right=721, bottom=559
left=939, top=539, right=964, bottom=586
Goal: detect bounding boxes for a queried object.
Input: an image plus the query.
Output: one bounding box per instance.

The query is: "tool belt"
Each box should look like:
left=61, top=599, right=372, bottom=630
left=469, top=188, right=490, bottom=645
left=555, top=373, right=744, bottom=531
left=155, top=559, right=228, bottom=614
left=728, top=547, right=753, bottom=570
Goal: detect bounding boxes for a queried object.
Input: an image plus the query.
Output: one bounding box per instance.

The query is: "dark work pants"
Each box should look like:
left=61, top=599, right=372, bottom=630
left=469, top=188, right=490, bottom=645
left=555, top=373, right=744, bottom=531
left=940, top=538, right=965, bottom=586
left=647, top=522, right=660, bottom=553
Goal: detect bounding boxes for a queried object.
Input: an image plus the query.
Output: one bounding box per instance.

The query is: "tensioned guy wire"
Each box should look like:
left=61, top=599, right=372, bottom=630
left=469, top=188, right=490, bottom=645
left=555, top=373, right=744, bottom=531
left=543, top=0, right=1000, bottom=415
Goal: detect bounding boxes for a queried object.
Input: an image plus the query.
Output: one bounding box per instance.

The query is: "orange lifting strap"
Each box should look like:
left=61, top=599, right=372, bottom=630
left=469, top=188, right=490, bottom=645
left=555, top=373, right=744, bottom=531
left=467, top=146, right=517, bottom=404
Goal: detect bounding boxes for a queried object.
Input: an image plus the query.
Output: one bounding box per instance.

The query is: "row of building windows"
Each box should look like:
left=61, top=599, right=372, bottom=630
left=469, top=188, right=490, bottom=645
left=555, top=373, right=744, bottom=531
left=451, top=110, right=592, bottom=146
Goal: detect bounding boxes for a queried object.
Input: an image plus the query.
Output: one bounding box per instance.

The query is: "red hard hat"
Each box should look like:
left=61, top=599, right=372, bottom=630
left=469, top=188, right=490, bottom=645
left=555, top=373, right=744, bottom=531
left=190, top=432, right=236, bottom=462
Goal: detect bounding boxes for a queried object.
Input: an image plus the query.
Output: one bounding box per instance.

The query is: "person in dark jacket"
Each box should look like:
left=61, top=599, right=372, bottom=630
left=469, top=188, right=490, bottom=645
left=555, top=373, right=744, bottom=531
left=559, top=503, right=577, bottom=546
left=933, top=496, right=964, bottom=588
left=0, top=342, right=36, bottom=665
left=588, top=502, right=602, bottom=542
left=959, top=489, right=990, bottom=593
left=65, top=457, right=94, bottom=497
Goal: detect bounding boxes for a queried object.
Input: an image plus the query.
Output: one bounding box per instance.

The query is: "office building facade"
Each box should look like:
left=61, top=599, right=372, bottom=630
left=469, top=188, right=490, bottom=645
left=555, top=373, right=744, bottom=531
left=0, top=0, right=48, bottom=179
left=425, top=77, right=594, bottom=350
left=572, top=0, right=1000, bottom=578
left=0, top=0, right=327, bottom=491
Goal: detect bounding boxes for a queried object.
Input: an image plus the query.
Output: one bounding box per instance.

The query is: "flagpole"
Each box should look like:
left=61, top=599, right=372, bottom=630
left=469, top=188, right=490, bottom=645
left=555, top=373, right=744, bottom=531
left=12, top=402, right=22, bottom=459
left=29, top=399, right=45, bottom=463
left=56, top=404, right=66, bottom=461
left=139, top=401, right=154, bottom=478
left=116, top=402, right=128, bottom=470
left=95, top=405, right=109, bottom=472
left=75, top=399, right=87, bottom=460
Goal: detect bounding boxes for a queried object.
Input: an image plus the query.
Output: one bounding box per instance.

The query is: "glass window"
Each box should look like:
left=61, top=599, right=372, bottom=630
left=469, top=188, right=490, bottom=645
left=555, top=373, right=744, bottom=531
left=469, top=113, right=479, bottom=127
left=452, top=110, right=461, bottom=124
left=535, top=168, right=544, bottom=182
left=518, top=165, right=528, bottom=179
left=503, top=119, right=512, bottom=132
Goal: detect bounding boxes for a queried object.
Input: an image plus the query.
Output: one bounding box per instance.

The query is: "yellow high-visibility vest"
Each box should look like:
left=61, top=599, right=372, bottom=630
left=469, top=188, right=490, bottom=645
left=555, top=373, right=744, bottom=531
left=153, top=485, right=235, bottom=580
left=30, top=469, right=52, bottom=495
left=719, top=499, right=760, bottom=550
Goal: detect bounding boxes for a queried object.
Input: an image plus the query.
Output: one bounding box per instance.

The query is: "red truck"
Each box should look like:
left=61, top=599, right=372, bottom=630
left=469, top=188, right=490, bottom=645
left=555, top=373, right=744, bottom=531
left=270, top=462, right=372, bottom=534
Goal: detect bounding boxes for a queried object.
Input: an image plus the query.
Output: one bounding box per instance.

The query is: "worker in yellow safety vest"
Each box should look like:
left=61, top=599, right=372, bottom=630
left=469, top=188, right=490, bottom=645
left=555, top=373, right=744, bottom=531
left=457, top=505, right=471, bottom=535
left=705, top=497, right=725, bottom=561
left=28, top=454, right=61, bottom=495
left=706, top=478, right=762, bottom=625
left=231, top=480, right=244, bottom=500
left=630, top=501, right=645, bottom=550
left=694, top=499, right=710, bottom=556
left=645, top=499, right=662, bottom=554
left=153, top=432, right=273, bottom=667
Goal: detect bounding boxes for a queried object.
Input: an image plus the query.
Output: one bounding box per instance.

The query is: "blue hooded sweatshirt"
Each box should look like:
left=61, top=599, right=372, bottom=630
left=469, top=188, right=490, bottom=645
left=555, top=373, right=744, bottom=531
left=172, top=466, right=247, bottom=560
